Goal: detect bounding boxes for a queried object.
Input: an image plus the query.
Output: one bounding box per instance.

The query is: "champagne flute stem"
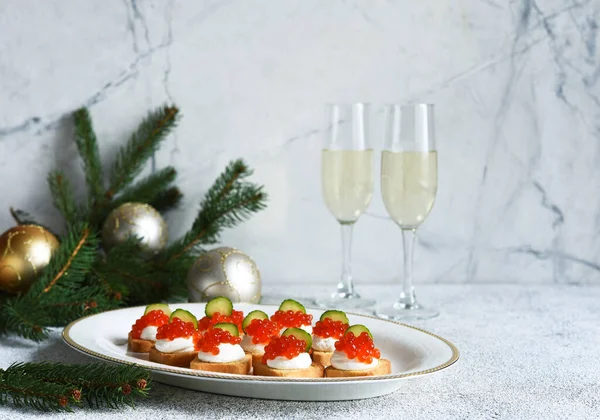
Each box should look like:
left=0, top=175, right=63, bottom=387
left=338, top=223, right=355, bottom=296
left=400, top=228, right=417, bottom=306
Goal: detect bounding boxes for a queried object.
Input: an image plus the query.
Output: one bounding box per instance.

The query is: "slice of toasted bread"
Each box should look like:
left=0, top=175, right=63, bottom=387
left=127, top=332, right=154, bottom=353
left=190, top=353, right=252, bottom=375
left=253, top=361, right=324, bottom=378
left=247, top=352, right=264, bottom=366
left=148, top=346, right=198, bottom=367
left=311, top=350, right=333, bottom=366
left=324, top=358, right=391, bottom=377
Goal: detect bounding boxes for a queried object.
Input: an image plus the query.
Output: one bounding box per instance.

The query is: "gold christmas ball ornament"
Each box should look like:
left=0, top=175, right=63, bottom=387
left=187, top=247, right=261, bottom=304
left=0, top=225, right=60, bottom=294
left=101, top=202, right=168, bottom=255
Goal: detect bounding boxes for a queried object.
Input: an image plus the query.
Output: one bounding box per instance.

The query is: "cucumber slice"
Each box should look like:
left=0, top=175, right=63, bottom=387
left=345, top=324, right=372, bottom=339
left=205, top=296, right=233, bottom=317
left=169, top=309, right=198, bottom=329
left=278, top=299, right=306, bottom=314
left=213, top=322, right=239, bottom=337
left=282, top=328, right=312, bottom=352
left=242, top=310, right=269, bottom=333
left=319, top=310, right=349, bottom=324
left=144, top=303, right=171, bottom=316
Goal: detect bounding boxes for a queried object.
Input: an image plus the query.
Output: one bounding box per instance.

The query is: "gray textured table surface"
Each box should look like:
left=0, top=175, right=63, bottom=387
left=1, top=284, right=598, bottom=419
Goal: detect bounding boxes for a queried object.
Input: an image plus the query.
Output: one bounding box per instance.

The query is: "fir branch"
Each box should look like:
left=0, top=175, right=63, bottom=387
left=106, top=105, right=179, bottom=199
left=0, top=298, right=50, bottom=341
left=149, top=187, right=183, bottom=213
left=1, top=362, right=150, bottom=411
left=112, top=166, right=177, bottom=208
left=161, top=159, right=267, bottom=264
left=39, top=285, right=117, bottom=326
left=0, top=364, right=78, bottom=411
left=47, top=171, right=79, bottom=226
left=90, top=267, right=129, bottom=302
left=0, top=225, right=99, bottom=340
left=94, top=239, right=167, bottom=304
left=73, top=108, right=104, bottom=206
left=28, top=224, right=98, bottom=299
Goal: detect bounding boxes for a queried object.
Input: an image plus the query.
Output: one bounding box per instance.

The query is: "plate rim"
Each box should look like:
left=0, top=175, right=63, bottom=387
left=62, top=303, right=460, bottom=383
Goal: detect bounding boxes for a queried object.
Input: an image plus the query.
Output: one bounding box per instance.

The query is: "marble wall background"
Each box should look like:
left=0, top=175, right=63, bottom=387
left=1, top=0, right=599, bottom=286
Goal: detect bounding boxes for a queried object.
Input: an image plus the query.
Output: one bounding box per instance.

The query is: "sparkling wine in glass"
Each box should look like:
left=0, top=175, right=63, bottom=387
left=376, top=104, right=439, bottom=320
left=316, top=103, right=375, bottom=309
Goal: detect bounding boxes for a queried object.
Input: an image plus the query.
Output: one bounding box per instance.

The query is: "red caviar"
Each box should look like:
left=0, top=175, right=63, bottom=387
left=334, top=332, right=380, bottom=364
left=270, top=310, right=313, bottom=330
left=313, top=318, right=349, bottom=339
left=195, top=327, right=241, bottom=354
left=245, top=318, right=280, bottom=344
left=262, top=335, right=306, bottom=363
left=155, top=317, right=197, bottom=341
left=197, top=310, right=244, bottom=332
left=130, top=310, right=170, bottom=339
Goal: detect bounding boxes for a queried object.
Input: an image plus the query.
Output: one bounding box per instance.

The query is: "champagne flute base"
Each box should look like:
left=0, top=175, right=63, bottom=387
left=315, top=292, right=376, bottom=310
left=375, top=301, right=439, bottom=321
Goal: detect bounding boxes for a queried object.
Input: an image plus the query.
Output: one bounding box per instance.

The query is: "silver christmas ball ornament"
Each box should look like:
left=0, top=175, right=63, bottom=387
left=101, top=202, right=168, bottom=255
left=187, top=247, right=261, bottom=303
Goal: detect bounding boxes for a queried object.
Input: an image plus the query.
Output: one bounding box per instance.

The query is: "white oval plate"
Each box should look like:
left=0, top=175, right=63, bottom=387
left=62, top=303, right=459, bottom=401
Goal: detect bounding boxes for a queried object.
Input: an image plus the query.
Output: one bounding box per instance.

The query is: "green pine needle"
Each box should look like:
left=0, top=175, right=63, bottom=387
left=106, top=105, right=179, bottom=199
left=161, top=159, right=267, bottom=263
left=149, top=186, right=183, bottom=213
left=73, top=108, right=105, bottom=207
left=0, top=298, right=50, bottom=342
left=113, top=166, right=178, bottom=209
left=47, top=171, right=79, bottom=225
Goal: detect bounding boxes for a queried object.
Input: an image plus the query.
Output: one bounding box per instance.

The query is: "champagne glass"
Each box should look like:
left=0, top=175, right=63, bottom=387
left=316, top=103, right=376, bottom=309
left=376, top=104, right=439, bottom=320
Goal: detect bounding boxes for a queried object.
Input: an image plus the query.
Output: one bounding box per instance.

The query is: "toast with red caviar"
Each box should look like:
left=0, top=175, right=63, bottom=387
left=254, top=328, right=323, bottom=378
left=311, top=310, right=350, bottom=367
left=128, top=304, right=172, bottom=353
left=191, top=323, right=252, bottom=374
left=148, top=309, right=199, bottom=367
left=325, top=358, right=391, bottom=377
left=190, top=353, right=252, bottom=374
left=325, top=324, right=391, bottom=377
left=241, top=311, right=280, bottom=367
left=253, top=361, right=324, bottom=378
left=149, top=346, right=198, bottom=367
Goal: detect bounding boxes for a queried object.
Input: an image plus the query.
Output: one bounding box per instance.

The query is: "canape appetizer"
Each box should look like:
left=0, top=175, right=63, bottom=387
left=240, top=310, right=280, bottom=365
left=128, top=304, right=171, bottom=353
left=190, top=323, right=252, bottom=374
left=197, top=296, right=244, bottom=333
left=325, top=325, right=391, bottom=377
left=311, top=310, right=349, bottom=366
left=253, top=328, right=324, bottom=378
left=148, top=309, right=199, bottom=367
left=270, top=300, right=313, bottom=334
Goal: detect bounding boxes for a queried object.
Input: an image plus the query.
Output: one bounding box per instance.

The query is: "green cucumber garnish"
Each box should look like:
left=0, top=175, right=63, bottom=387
left=170, top=309, right=198, bottom=328
left=205, top=296, right=233, bottom=317
left=279, top=299, right=306, bottom=314
left=319, top=310, right=349, bottom=324
left=144, top=303, right=171, bottom=316
left=282, top=328, right=312, bottom=352
left=345, top=324, right=372, bottom=339
left=242, top=310, right=269, bottom=333
left=213, top=322, right=239, bottom=337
